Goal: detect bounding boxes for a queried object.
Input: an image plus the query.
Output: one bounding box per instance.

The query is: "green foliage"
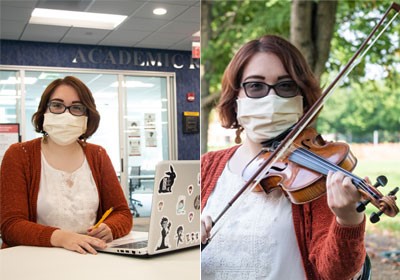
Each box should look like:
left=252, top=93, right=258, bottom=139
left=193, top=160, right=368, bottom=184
left=329, top=0, right=399, bottom=84
left=314, top=0, right=400, bottom=142
left=318, top=72, right=400, bottom=142
left=203, top=0, right=291, bottom=96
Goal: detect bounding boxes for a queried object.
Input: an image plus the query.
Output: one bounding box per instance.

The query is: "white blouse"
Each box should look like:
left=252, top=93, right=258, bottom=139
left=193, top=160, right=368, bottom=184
left=37, top=152, right=99, bottom=234
left=202, top=164, right=306, bottom=280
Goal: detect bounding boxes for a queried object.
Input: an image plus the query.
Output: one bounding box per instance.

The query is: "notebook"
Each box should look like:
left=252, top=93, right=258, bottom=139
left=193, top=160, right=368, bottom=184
left=99, top=160, right=200, bottom=256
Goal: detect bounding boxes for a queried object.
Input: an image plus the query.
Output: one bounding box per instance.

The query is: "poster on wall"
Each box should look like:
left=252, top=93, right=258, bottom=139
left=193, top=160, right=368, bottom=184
left=0, top=123, right=20, bottom=164
left=128, top=120, right=141, bottom=137
left=144, top=113, right=156, bottom=129
left=128, top=138, right=141, bottom=156
left=145, top=130, right=157, bottom=147
left=127, top=119, right=141, bottom=157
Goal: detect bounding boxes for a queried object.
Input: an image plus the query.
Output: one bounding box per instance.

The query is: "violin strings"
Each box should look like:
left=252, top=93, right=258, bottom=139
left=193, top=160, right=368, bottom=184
left=288, top=145, right=379, bottom=198
left=288, top=144, right=359, bottom=178
left=292, top=147, right=372, bottom=192
left=294, top=147, right=381, bottom=199
left=293, top=148, right=373, bottom=195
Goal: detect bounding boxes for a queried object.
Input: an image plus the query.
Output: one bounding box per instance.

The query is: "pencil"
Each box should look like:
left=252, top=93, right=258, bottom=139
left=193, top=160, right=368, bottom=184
left=93, top=207, right=114, bottom=229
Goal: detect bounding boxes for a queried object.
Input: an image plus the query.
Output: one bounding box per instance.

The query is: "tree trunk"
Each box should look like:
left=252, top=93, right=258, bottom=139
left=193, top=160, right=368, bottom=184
left=290, top=0, right=337, bottom=80
left=201, top=1, right=212, bottom=155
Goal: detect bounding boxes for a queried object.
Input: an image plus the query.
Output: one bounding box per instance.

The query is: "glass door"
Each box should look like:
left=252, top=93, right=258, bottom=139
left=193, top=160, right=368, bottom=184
left=123, top=74, right=175, bottom=217
left=0, top=70, right=22, bottom=124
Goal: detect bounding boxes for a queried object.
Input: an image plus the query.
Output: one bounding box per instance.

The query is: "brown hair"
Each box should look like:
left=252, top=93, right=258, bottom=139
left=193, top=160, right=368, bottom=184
left=217, top=35, right=321, bottom=128
left=32, top=76, right=100, bottom=139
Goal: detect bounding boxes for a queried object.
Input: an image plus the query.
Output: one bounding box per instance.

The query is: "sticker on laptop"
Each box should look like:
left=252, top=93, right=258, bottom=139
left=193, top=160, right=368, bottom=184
left=188, top=211, right=194, bottom=223
left=187, top=185, right=193, bottom=196
left=175, top=225, right=184, bottom=247
left=155, top=216, right=172, bottom=251
left=185, top=232, right=198, bottom=244
left=157, top=200, right=164, bottom=212
left=193, top=195, right=200, bottom=210
left=158, top=165, right=176, bottom=194
left=176, top=195, right=186, bottom=215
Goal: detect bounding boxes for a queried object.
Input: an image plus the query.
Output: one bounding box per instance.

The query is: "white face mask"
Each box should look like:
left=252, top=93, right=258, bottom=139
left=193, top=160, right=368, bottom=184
left=236, top=95, right=303, bottom=143
left=43, top=112, right=88, bottom=146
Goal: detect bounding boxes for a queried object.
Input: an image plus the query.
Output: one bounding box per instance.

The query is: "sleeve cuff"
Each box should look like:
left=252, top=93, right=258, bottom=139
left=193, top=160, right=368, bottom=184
left=332, top=215, right=366, bottom=239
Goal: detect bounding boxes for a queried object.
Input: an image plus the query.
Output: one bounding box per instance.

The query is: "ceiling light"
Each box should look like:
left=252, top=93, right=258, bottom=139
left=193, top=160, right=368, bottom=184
left=0, top=77, right=37, bottom=85
left=153, top=8, right=167, bottom=15
left=111, top=81, right=154, bottom=88
left=38, top=73, right=62, bottom=80
left=29, top=8, right=127, bottom=30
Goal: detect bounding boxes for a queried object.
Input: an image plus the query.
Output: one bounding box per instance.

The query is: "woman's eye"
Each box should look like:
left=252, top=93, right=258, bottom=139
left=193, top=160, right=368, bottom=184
left=249, top=83, right=263, bottom=90
left=52, top=103, right=64, bottom=108
left=278, top=81, right=296, bottom=90
left=71, top=105, right=84, bottom=111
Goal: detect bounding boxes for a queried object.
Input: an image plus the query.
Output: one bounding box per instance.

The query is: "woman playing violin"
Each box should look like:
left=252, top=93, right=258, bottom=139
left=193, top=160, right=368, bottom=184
left=201, top=35, right=366, bottom=280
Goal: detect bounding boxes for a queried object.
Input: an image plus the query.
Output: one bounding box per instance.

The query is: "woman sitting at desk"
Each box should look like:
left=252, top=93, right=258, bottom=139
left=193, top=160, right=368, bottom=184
left=0, top=76, right=132, bottom=254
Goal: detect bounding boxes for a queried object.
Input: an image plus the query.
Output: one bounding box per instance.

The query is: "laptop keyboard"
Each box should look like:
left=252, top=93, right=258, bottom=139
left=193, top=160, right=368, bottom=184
left=114, top=240, right=148, bottom=249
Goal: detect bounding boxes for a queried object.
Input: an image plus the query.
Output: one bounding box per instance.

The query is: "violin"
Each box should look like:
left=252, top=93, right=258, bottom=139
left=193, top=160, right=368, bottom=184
left=243, top=127, right=399, bottom=223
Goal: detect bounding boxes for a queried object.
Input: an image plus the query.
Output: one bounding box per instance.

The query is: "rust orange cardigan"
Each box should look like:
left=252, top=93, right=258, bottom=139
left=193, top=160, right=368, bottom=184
left=0, top=138, right=132, bottom=248
left=201, top=145, right=366, bottom=280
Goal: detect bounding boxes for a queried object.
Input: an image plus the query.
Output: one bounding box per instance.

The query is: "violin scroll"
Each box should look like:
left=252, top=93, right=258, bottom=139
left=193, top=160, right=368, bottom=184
left=368, top=186, right=399, bottom=223
left=354, top=174, right=399, bottom=223
left=356, top=175, right=387, bottom=212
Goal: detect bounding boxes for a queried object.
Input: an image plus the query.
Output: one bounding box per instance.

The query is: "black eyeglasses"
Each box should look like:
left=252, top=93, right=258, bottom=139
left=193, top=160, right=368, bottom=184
left=47, top=100, right=87, bottom=116
left=241, top=80, right=300, bottom=98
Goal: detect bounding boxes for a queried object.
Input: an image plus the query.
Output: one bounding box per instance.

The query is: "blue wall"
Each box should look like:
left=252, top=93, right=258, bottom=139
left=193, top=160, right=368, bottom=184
left=0, top=40, right=200, bottom=160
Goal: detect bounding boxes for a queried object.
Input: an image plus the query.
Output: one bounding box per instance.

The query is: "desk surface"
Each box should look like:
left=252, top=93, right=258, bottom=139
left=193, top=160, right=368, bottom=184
left=0, top=246, right=200, bottom=280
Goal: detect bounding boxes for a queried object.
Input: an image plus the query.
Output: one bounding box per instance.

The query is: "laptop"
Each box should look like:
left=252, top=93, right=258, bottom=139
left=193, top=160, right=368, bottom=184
left=99, top=160, right=200, bottom=256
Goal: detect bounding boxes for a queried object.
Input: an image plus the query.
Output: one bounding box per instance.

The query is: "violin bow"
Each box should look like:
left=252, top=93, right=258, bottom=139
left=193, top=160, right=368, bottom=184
left=202, top=2, right=400, bottom=251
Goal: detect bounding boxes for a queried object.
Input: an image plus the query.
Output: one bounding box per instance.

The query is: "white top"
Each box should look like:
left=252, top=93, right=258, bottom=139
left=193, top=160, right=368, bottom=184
left=37, top=153, right=99, bottom=233
left=201, top=164, right=306, bottom=280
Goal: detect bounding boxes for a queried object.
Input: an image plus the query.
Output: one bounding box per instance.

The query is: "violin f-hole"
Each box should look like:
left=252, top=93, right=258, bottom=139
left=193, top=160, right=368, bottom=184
left=269, top=163, right=288, bottom=172
left=300, top=139, right=312, bottom=149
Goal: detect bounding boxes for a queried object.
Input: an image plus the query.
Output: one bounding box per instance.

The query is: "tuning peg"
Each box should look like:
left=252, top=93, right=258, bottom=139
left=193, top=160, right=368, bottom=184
left=356, top=175, right=388, bottom=212
left=356, top=202, right=367, bottom=212
left=388, top=186, right=399, bottom=196
left=370, top=187, right=399, bottom=223
left=375, top=175, right=388, bottom=187
left=370, top=211, right=382, bottom=223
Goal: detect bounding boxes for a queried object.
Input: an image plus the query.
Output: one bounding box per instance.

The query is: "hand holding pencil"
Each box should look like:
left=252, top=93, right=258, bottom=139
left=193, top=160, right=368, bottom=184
left=88, top=207, right=114, bottom=243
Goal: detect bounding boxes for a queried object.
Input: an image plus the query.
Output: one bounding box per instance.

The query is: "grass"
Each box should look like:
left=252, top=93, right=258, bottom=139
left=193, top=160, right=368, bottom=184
left=353, top=160, right=400, bottom=234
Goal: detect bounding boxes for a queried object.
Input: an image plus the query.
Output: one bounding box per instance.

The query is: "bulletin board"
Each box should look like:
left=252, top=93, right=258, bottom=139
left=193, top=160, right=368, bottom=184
left=0, top=123, right=21, bottom=164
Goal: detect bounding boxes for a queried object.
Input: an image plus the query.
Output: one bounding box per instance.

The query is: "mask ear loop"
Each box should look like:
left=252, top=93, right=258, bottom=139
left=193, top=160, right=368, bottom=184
left=234, top=126, right=244, bottom=144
